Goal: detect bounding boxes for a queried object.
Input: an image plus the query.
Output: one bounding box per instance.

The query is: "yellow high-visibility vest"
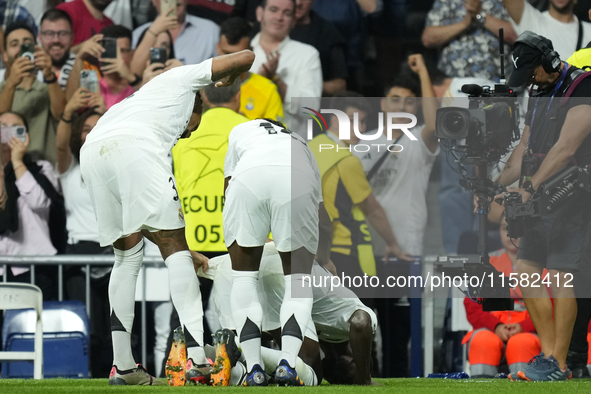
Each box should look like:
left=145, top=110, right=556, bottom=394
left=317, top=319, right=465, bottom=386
left=172, top=107, right=249, bottom=252
left=309, top=133, right=377, bottom=276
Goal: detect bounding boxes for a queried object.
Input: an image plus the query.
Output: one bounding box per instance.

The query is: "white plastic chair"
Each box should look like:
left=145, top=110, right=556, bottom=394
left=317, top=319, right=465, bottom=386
left=0, top=283, right=43, bottom=379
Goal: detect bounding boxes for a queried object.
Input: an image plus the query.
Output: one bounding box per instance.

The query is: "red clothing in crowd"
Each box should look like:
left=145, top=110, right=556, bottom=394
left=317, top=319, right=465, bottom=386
left=57, top=0, right=113, bottom=45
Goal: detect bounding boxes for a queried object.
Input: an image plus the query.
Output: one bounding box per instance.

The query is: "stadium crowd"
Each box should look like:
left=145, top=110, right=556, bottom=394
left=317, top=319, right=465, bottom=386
left=1, top=0, right=591, bottom=385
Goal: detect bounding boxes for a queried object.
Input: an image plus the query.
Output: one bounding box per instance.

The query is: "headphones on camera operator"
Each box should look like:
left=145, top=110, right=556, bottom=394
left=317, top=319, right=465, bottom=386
left=515, top=31, right=561, bottom=74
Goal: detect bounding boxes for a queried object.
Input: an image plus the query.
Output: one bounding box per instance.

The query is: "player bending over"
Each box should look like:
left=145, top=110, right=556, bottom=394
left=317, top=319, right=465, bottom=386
left=222, top=119, right=330, bottom=385
left=80, top=50, right=254, bottom=386
left=197, top=241, right=378, bottom=385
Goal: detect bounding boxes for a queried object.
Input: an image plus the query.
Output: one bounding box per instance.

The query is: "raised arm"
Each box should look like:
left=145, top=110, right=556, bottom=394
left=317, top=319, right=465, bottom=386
left=408, top=54, right=438, bottom=153
left=56, top=87, right=91, bottom=174
left=130, top=16, right=178, bottom=77
left=502, top=0, right=525, bottom=25
left=65, top=35, right=104, bottom=101
left=35, top=46, right=65, bottom=120
left=211, top=50, right=255, bottom=87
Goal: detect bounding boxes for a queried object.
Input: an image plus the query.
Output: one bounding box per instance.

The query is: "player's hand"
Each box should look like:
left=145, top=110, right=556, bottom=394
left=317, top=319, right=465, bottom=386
left=150, top=14, right=179, bottom=35
left=506, top=323, right=524, bottom=337
left=191, top=250, right=209, bottom=273
left=77, top=34, right=104, bottom=61
left=384, top=244, right=414, bottom=262
left=33, top=46, right=53, bottom=79
left=7, top=57, right=35, bottom=88
left=65, top=87, right=91, bottom=116
left=9, top=133, right=29, bottom=165
left=494, top=324, right=511, bottom=342
left=164, top=58, right=183, bottom=71
left=408, top=54, right=427, bottom=75
left=215, top=72, right=241, bottom=87
left=142, top=61, right=165, bottom=85
left=88, top=93, right=107, bottom=114
left=258, top=50, right=280, bottom=79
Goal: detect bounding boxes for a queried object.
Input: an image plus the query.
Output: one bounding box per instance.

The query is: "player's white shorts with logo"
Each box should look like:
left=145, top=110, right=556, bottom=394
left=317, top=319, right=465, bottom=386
left=223, top=166, right=320, bottom=254
left=80, top=134, right=185, bottom=246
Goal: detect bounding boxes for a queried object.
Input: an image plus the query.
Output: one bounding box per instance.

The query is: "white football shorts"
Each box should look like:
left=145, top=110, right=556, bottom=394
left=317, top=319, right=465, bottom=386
left=223, top=166, right=320, bottom=254
left=80, top=134, right=185, bottom=246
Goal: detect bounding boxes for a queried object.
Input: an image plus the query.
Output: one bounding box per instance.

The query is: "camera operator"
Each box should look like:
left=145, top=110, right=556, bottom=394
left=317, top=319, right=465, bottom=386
left=494, top=31, right=591, bottom=381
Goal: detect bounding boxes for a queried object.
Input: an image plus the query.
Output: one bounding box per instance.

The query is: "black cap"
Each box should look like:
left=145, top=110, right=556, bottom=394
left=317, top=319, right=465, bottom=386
left=508, top=33, right=555, bottom=88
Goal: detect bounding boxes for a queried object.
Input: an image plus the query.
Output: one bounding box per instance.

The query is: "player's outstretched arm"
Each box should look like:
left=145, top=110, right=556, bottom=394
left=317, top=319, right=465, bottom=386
left=211, top=50, right=255, bottom=87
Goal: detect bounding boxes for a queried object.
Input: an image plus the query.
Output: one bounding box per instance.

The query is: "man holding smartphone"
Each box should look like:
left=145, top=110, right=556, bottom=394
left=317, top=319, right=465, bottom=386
left=79, top=50, right=255, bottom=385
left=0, top=22, right=66, bottom=164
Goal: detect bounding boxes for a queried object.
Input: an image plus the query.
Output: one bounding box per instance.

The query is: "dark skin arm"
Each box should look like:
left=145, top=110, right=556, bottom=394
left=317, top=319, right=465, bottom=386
left=348, top=310, right=374, bottom=385
left=211, top=50, right=255, bottom=87
left=315, top=202, right=333, bottom=268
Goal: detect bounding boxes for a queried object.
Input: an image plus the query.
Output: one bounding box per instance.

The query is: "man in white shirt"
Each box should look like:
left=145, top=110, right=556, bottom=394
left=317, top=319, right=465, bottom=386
left=250, top=0, right=322, bottom=135
left=79, top=50, right=255, bottom=386
left=223, top=118, right=327, bottom=386
left=504, top=0, right=591, bottom=58
left=354, top=54, right=439, bottom=257
left=132, top=0, right=219, bottom=65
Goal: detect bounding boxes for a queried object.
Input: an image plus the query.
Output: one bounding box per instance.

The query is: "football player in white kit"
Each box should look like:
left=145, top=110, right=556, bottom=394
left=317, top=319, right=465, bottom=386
left=198, top=242, right=378, bottom=385
left=79, top=50, right=255, bottom=386
left=223, top=119, right=329, bottom=386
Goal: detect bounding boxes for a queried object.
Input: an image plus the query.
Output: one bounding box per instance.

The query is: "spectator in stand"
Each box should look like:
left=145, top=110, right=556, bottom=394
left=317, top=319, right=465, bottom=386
left=291, top=0, right=348, bottom=96
left=0, top=22, right=66, bottom=164
left=217, top=17, right=283, bottom=122
left=96, top=25, right=139, bottom=109
left=132, top=0, right=219, bottom=66
left=134, top=28, right=184, bottom=89
left=57, top=0, right=114, bottom=51
left=503, top=0, right=591, bottom=59
left=0, top=0, right=37, bottom=35
left=64, top=34, right=103, bottom=101
left=37, top=9, right=76, bottom=90
left=250, top=0, right=322, bottom=133
left=422, top=0, right=516, bottom=81
left=311, top=0, right=378, bottom=90
left=463, top=215, right=546, bottom=378
left=0, top=111, right=61, bottom=300
left=55, top=88, right=114, bottom=377
left=130, top=11, right=178, bottom=78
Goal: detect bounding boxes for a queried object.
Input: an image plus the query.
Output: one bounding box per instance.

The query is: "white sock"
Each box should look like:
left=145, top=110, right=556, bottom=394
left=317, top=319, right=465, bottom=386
left=231, top=270, right=263, bottom=371
left=261, top=347, right=317, bottom=386
left=165, top=250, right=207, bottom=364
left=230, top=360, right=247, bottom=386
left=279, top=274, right=313, bottom=366
left=110, top=240, right=144, bottom=370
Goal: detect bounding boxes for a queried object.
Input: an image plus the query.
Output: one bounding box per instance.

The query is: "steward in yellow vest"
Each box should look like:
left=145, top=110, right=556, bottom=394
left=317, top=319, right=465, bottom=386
left=172, top=80, right=248, bottom=252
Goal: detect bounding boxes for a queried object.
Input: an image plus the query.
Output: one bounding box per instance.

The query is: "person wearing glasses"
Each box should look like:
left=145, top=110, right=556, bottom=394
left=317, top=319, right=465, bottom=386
left=37, top=9, right=75, bottom=90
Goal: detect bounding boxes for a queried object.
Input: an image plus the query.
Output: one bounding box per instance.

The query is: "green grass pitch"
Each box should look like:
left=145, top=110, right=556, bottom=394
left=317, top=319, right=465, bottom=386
left=1, top=378, right=591, bottom=393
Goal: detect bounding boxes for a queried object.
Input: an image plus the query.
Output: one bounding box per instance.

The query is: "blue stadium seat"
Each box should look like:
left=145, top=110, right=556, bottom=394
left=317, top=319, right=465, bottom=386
left=1, top=301, right=89, bottom=378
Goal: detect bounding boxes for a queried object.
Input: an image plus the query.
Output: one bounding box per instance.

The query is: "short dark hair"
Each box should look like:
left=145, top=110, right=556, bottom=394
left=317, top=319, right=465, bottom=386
left=385, top=74, right=421, bottom=98
left=4, top=22, right=35, bottom=50
left=40, top=9, right=73, bottom=29
left=261, top=0, right=296, bottom=10
left=100, top=25, right=132, bottom=41
left=220, top=17, right=252, bottom=45
left=201, top=78, right=241, bottom=106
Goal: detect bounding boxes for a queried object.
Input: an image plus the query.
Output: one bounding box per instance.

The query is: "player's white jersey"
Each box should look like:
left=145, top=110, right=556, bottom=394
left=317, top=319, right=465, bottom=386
left=85, top=59, right=213, bottom=153
left=224, top=119, right=320, bottom=183
left=203, top=243, right=376, bottom=343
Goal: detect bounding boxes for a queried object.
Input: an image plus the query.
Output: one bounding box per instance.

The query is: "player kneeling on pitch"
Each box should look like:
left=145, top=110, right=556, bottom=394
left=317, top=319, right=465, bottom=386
left=223, top=118, right=330, bottom=386
left=80, top=51, right=255, bottom=386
